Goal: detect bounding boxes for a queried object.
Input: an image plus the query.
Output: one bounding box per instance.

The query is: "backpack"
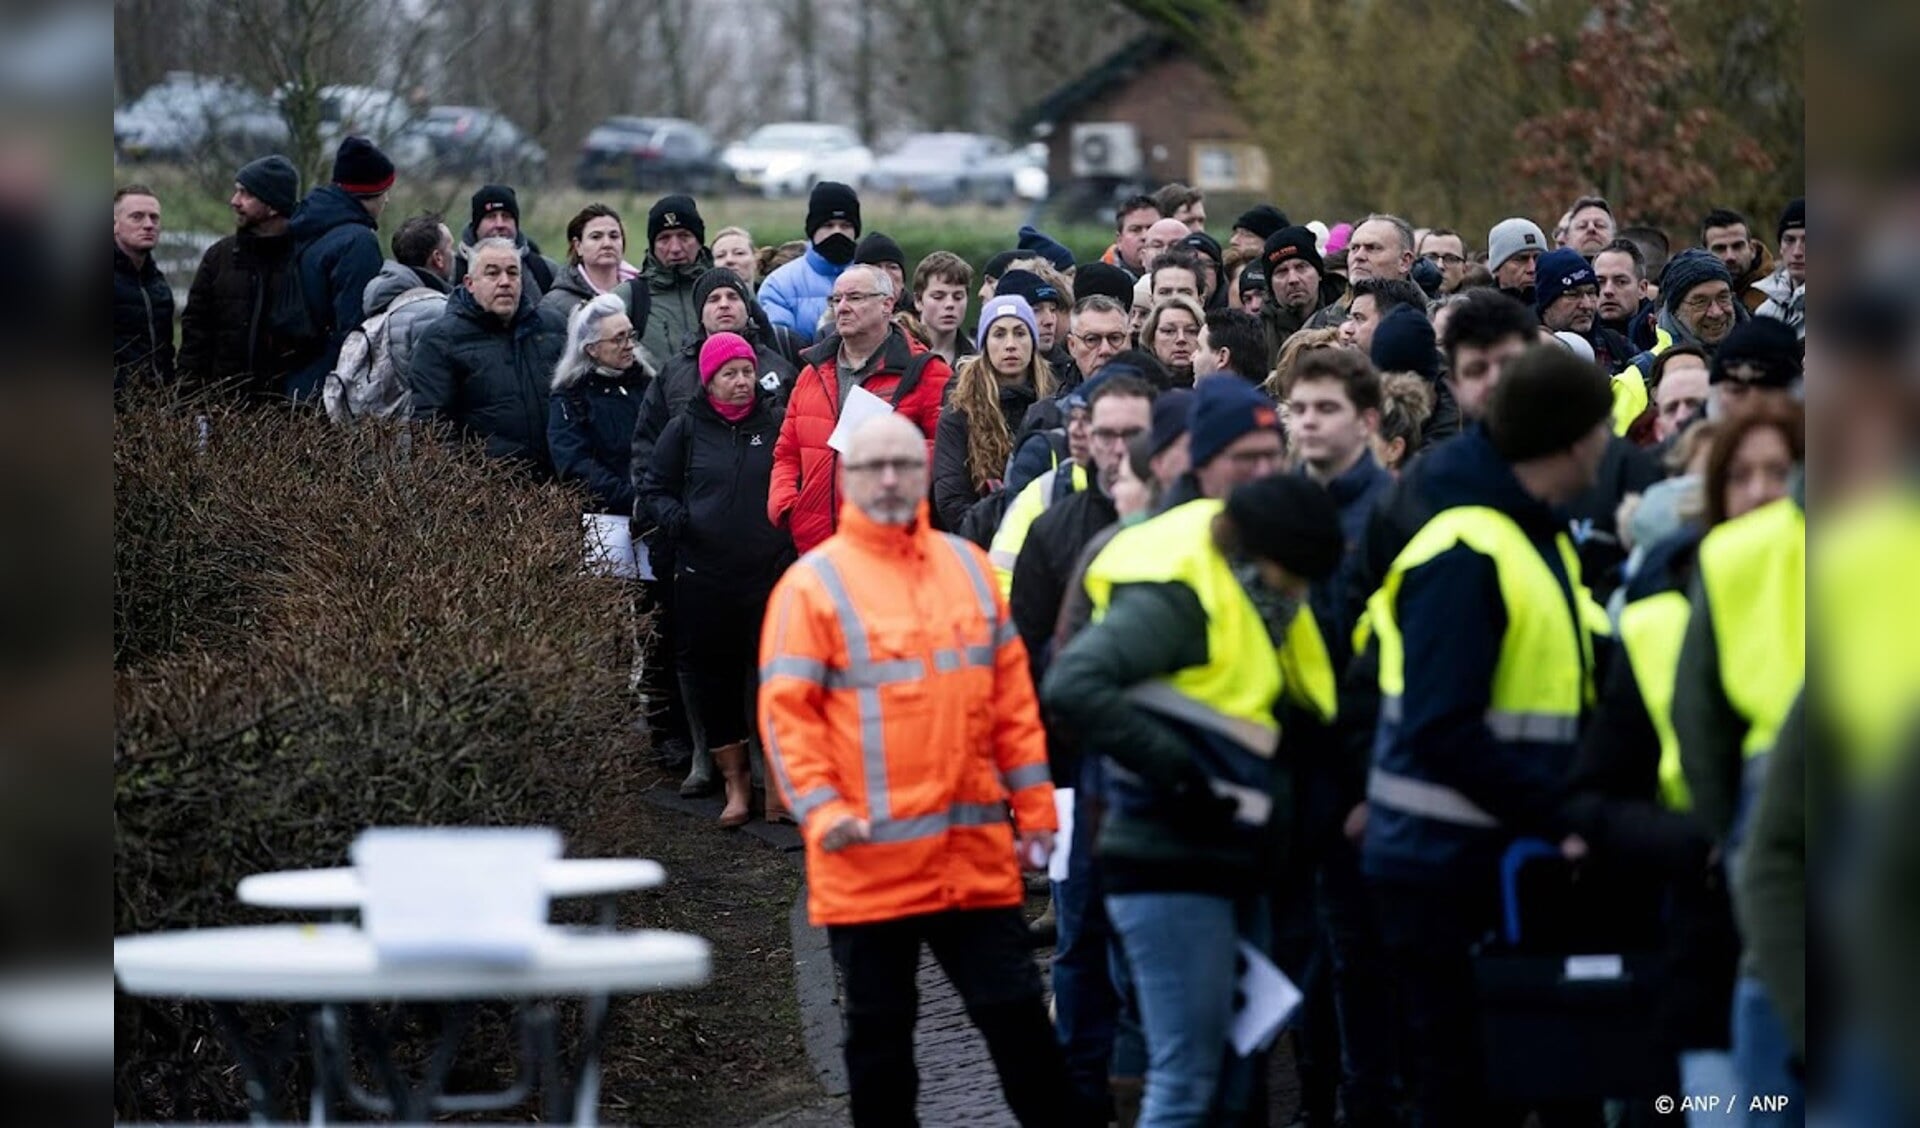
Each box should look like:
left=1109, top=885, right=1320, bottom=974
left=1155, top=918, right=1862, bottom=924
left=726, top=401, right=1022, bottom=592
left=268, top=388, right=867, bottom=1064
left=268, top=244, right=327, bottom=358
left=323, top=288, right=441, bottom=423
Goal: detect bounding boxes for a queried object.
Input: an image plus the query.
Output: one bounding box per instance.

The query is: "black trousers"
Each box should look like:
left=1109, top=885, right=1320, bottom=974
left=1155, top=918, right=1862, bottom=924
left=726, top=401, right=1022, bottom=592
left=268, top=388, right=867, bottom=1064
left=827, top=907, right=1075, bottom=1128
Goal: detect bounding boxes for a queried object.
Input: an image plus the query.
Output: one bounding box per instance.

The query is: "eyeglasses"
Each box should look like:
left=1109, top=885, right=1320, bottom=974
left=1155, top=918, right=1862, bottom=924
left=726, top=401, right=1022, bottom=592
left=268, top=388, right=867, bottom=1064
left=827, top=292, right=884, bottom=308
left=1422, top=251, right=1465, bottom=266
left=843, top=457, right=926, bottom=476
left=1074, top=331, right=1130, bottom=349
left=1681, top=292, right=1736, bottom=314
left=1090, top=425, right=1145, bottom=445
left=594, top=330, right=638, bottom=346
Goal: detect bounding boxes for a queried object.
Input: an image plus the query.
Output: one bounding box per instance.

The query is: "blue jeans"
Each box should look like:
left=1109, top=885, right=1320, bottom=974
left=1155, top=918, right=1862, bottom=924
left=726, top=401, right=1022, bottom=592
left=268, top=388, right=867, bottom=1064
left=1107, top=890, right=1270, bottom=1128
left=1732, top=976, right=1802, bottom=1127
left=1052, top=764, right=1119, bottom=1111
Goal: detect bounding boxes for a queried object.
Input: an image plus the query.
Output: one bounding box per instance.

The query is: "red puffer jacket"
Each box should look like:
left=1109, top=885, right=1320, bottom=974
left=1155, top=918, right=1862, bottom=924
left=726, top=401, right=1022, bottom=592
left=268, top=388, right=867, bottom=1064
left=768, top=326, right=951, bottom=554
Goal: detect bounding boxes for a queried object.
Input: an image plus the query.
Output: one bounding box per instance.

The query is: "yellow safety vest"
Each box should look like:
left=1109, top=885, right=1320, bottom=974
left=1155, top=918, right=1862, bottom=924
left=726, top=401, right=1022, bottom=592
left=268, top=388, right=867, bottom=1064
left=1618, top=589, right=1693, bottom=810
left=1367, top=505, right=1603, bottom=826
left=1695, top=497, right=1805, bottom=759
left=988, top=462, right=1088, bottom=595
left=1085, top=498, right=1338, bottom=749
left=1815, top=488, right=1920, bottom=782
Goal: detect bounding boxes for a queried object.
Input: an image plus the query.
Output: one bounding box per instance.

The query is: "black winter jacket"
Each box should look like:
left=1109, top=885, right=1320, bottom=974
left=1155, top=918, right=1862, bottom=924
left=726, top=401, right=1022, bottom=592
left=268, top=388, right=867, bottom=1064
left=1010, top=483, right=1116, bottom=689
left=283, top=186, right=383, bottom=402
left=931, top=377, right=1039, bottom=531
left=640, top=392, right=794, bottom=589
left=628, top=321, right=799, bottom=516
left=114, top=242, right=174, bottom=389
left=549, top=362, right=649, bottom=516
left=408, top=285, right=568, bottom=475
left=177, top=227, right=297, bottom=398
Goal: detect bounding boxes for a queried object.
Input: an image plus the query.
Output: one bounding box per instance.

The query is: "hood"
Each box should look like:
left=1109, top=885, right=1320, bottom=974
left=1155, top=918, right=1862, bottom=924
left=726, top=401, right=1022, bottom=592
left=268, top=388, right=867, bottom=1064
left=289, top=184, right=376, bottom=244
left=550, top=263, right=600, bottom=304
left=364, top=260, right=450, bottom=314
left=644, top=247, right=715, bottom=289
left=444, top=279, right=540, bottom=330
left=1737, top=241, right=1776, bottom=290
left=1753, top=264, right=1800, bottom=305
left=1409, top=426, right=1562, bottom=539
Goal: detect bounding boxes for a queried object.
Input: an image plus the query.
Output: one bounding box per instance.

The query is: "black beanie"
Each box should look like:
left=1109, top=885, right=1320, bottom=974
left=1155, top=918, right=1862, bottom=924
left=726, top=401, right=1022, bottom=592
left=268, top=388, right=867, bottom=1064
left=1233, top=205, right=1291, bottom=243
left=1711, top=317, right=1801, bottom=387
left=1238, top=264, right=1267, bottom=298
left=1777, top=196, right=1805, bottom=242
left=1225, top=474, right=1344, bottom=581
left=471, top=184, right=519, bottom=229
left=648, top=195, right=706, bottom=246
left=330, top=135, right=394, bottom=195
left=235, top=154, right=299, bottom=217
left=994, top=269, right=1062, bottom=311
left=1369, top=305, right=1440, bottom=382
left=693, top=266, right=753, bottom=316
left=805, top=181, right=862, bottom=240
left=1262, top=225, right=1324, bottom=279
left=1073, top=261, right=1135, bottom=307
left=982, top=250, right=1020, bottom=282
left=1484, top=345, right=1615, bottom=462
left=854, top=231, right=905, bottom=269
left=1180, top=230, right=1223, bottom=266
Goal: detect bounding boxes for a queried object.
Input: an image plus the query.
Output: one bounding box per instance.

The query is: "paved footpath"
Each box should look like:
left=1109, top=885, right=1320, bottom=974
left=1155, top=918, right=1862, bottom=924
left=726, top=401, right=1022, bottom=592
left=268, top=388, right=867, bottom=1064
left=646, top=785, right=1027, bottom=1126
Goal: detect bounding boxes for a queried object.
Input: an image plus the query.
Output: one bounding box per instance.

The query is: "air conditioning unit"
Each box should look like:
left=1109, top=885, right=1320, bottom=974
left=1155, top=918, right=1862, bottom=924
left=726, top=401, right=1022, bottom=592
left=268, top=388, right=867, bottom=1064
left=1070, top=122, right=1142, bottom=178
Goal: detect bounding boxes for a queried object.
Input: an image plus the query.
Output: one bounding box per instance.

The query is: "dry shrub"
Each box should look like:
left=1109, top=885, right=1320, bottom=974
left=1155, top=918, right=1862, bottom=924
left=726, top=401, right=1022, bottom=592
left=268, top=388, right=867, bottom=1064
left=114, top=389, right=640, bottom=1118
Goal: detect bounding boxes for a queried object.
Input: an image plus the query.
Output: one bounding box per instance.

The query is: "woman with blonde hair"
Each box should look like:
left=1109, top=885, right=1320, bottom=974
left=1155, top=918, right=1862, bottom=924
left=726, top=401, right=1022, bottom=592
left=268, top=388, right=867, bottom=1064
left=710, top=225, right=758, bottom=287
left=1262, top=326, right=1344, bottom=400
left=1370, top=371, right=1436, bottom=474
left=931, top=294, right=1057, bottom=530
left=1140, top=295, right=1206, bottom=387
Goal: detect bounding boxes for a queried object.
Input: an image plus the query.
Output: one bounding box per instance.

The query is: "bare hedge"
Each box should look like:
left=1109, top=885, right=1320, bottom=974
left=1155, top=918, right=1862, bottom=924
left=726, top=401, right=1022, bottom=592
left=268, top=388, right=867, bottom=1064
left=114, top=391, right=640, bottom=1118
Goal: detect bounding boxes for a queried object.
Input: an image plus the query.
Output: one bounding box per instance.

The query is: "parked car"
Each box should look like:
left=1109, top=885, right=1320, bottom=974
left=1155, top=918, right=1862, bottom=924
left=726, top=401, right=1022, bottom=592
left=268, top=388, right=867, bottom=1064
left=865, top=132, right=1018, bottom=206
left=574, top=116, right=729, bottom=193
left=311, top=84, right=415, bottom=152
left=720, top=122, right=873, bottom=198
left=1000, top=141, right=1050, bottom=203
left=389, top=106, right=547, bottom=183
left=114, top=71, right=289, bottom=165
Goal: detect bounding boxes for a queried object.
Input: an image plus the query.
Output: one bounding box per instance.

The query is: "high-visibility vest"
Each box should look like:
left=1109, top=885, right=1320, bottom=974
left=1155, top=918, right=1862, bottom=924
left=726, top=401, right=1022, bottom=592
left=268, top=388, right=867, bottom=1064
left=1083, top=498, right=1338, bottom=827
left=1367, top=505, right=1604, bottom=828
left=1695, top=497, right=1805, bottom=759
left=988, top=461, right=1087, bottom=593
left=1815, top=488, right=1920, bottom=782
left=1618, top=588, right=1693, bottom=809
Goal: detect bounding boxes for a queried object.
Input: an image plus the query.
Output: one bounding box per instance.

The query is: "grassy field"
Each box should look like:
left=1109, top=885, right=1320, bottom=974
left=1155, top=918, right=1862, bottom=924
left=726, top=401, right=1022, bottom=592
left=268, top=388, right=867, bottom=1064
left=132, top=164, right=1116, bottom=287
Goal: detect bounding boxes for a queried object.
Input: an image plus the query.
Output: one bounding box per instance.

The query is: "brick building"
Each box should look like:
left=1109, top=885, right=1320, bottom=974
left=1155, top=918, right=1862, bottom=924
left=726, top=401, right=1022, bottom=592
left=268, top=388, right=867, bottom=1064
left=1018, top=33, right=1269, bottom=214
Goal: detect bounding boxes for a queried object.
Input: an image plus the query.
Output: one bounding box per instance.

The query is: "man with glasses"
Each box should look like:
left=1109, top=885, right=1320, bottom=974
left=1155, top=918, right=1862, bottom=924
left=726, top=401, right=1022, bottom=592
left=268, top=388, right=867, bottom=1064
left=1417, top=228, right=1469, bottom=294
left=1162, top=374, right=1285, bottom=509
left=1622, top=249, right=1744, bottom=399
left=759, top=410, right=1074, bottom=1128
left=768, top=264, right=952, bottom=553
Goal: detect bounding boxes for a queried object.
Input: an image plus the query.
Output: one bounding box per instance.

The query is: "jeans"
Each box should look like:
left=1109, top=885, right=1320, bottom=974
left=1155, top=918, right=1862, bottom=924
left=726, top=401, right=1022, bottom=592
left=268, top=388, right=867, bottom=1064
left=1679, top=1050, right=1739, bottom=1126
left=1052, top=760, right=1121, bottom=1115
left=1107, top=890, right=1271, bottom=1128
left=827, top=907, right=1073, bottom=1128
left=1731, top=976, right=1802, bottom=1128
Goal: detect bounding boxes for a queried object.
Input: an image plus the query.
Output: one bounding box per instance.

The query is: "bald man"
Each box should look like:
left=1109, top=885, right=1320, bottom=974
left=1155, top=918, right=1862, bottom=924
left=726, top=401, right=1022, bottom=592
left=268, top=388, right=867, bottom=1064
left=1142, top=218, right=1192, bottom=273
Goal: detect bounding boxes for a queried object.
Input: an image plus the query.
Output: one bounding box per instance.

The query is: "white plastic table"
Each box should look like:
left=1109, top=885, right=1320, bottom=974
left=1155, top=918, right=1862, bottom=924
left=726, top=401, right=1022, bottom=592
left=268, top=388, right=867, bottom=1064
left=237, top=858, right=666, bottom=915
left=114, top=924, right=708, bottom=1125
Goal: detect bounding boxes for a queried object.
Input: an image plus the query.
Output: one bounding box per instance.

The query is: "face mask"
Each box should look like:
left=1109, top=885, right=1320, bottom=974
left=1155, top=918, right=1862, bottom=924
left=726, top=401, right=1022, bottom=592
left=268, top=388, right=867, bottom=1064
left=1229, top=557, right=1303, bottom=645
left=816, top=233, right=857, bottom=266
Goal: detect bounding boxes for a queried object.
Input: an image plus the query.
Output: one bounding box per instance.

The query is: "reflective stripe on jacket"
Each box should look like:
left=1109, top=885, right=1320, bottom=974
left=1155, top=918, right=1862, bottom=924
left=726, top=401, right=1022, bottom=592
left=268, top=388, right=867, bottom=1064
left=1367, top=505, right=1603, bottom=844
left=758, top=499, right=1056, bottom=926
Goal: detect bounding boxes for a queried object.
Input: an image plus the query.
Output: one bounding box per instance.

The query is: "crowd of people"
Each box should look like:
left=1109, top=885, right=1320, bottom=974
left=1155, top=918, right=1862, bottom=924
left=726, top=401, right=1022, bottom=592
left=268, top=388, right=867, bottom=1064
left=113, top=134, right=1845, bottom=1128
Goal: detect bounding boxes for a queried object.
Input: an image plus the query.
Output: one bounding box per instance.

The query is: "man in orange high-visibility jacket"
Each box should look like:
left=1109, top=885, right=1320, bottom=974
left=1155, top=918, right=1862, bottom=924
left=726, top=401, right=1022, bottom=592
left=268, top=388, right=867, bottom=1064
left=759, top=412, right=1076, bottom=1127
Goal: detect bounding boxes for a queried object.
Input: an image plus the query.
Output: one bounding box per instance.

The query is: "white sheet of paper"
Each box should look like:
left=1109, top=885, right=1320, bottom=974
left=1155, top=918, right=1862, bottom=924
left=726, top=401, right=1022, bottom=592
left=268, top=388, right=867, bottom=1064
left=583, top=513, right=654, bottom=580
left=352, top=827, right=562, bottom=966
left=1230, top=941, right=1301, bottom=1056
left=826, top=385, right=896, bottom=454
left=1047, top=788, right=1074, bottom=883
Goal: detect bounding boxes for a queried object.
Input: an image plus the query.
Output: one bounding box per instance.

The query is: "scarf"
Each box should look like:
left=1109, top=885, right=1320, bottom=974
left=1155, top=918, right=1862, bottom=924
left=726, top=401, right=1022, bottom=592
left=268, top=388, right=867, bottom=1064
left=709, top=393, right=754, bottom=423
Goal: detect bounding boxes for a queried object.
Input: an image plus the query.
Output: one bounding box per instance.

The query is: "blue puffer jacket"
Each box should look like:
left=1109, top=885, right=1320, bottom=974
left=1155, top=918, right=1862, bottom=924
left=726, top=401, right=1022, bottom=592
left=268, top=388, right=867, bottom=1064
left=1361, top=427, right=1593, bottom=887
left=756, top=243, right=845, bottom=345
left=284, top=185, right=384, bottom=402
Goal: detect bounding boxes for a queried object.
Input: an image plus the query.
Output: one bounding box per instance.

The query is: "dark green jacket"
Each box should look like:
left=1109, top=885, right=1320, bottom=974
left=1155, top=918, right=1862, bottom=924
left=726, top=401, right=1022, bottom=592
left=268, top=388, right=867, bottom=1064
left=629, top=248, right=714, bottom=362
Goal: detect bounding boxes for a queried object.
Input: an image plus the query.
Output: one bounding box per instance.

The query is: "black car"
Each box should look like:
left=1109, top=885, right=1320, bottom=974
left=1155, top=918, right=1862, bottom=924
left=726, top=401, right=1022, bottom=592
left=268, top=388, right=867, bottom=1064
left=575, top=116, right=729, bottom=193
